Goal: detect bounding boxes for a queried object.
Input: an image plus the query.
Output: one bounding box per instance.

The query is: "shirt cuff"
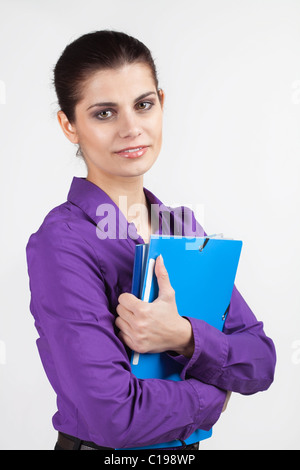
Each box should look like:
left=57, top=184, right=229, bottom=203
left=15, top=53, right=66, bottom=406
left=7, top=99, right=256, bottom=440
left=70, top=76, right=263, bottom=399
left=180, top=317, right=229, bottom=384
left=186, top=379, right=227, bottom=431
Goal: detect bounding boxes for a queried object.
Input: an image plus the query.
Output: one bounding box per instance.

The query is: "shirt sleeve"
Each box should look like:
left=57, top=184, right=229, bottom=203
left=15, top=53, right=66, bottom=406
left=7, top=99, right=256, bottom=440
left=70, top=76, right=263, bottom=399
left=26, top=220, right=227, bottom=449
left=170, top=212, right=276, bottom=395
left=181, top=286, right=276, bottom=395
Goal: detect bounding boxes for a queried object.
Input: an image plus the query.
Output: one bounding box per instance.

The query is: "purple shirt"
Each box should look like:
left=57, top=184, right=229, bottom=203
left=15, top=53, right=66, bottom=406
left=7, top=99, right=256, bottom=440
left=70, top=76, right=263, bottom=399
left=26, top=177, right=276, bottom=449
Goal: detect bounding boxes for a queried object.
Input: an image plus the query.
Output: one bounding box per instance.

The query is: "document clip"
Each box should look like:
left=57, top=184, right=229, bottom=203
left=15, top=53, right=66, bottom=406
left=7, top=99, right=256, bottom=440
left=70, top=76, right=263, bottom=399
left=222, top=303, right=230, bottom=321
left=199, top=238, right=209, bottom=252
left=199, top=233, right=224, bottom=252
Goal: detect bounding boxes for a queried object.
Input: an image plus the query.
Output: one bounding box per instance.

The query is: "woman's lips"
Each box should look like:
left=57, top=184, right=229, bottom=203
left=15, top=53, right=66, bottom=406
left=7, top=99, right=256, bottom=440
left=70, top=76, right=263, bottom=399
left=115, top=146, right=149, bottom=159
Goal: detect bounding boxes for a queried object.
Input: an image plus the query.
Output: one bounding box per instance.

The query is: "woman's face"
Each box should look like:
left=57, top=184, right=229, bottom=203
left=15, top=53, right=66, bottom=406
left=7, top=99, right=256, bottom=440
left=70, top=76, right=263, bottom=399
left=58, top=63, right=164, bottom=181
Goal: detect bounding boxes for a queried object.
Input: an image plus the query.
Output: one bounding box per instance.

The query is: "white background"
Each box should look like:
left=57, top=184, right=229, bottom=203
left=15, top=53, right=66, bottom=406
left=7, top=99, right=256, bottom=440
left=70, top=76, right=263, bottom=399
left=0, top=0, right=299, bottom=450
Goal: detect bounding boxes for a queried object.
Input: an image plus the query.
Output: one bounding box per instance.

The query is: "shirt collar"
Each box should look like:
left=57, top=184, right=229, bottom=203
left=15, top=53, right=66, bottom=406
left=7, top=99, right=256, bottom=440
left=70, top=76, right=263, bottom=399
left=67, top=176, right=172, bottom=241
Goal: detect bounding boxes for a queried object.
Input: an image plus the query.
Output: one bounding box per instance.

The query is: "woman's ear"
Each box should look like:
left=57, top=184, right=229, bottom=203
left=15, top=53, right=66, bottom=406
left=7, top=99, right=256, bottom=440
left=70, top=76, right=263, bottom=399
left=158, top=88, right=165, bottom=110
left=57, top=110, right=79, bottom=144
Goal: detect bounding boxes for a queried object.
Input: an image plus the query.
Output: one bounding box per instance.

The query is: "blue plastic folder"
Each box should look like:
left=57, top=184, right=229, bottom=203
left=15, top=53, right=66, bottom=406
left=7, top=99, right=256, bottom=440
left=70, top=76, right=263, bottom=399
left=128, top=235, right=242, bottom=450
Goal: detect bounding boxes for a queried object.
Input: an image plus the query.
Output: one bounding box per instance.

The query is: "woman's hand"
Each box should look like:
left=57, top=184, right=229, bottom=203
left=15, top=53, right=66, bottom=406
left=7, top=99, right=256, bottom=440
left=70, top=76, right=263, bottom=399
left=115, top=255, right=195, bottom=358
left=222, top=391, right=232, bottom=412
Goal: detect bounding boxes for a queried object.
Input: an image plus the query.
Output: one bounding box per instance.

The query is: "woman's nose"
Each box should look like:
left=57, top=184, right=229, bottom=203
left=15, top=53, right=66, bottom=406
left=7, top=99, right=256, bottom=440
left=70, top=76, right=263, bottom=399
left=118, top=111, right=142, bottom=139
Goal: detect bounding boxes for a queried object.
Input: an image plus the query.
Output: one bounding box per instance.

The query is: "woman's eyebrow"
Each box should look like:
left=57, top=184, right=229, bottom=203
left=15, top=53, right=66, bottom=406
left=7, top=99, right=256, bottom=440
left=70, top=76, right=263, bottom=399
left=86, top=91, right=157, bottom=110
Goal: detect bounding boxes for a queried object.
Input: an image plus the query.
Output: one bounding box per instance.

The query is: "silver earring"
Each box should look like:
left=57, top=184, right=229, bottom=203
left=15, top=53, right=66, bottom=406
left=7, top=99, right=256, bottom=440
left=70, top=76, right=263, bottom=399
left=76, top=145, right=83, bottom=158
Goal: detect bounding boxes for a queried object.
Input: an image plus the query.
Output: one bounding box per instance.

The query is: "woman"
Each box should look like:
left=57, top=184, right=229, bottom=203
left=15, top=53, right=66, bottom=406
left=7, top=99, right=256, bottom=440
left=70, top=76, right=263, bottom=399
left=26, top=30, right=276, bottom=450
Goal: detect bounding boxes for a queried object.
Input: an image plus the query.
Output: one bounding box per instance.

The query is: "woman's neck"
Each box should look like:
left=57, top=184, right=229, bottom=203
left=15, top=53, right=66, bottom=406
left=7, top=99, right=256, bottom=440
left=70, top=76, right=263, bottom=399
left=86, top=171, right=148, bottom=224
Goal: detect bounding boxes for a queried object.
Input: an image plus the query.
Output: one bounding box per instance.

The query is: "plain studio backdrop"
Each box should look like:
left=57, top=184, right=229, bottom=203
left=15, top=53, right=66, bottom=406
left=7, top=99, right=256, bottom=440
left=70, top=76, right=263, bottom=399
left=0, top=0, right=299, bottom=450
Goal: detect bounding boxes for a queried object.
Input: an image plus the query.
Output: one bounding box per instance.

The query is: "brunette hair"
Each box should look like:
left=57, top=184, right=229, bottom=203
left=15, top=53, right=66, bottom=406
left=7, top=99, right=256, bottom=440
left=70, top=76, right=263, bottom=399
left=53, top=30, right=160, bottom=124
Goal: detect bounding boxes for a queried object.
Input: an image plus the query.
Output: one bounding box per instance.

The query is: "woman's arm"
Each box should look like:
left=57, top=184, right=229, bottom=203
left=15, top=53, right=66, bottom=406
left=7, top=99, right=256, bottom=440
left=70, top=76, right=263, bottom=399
left=180, top=285, right=276, bottom=395
left=116, top=215, right=276, bottom=397
left=26, top=220, right=226, bottom=449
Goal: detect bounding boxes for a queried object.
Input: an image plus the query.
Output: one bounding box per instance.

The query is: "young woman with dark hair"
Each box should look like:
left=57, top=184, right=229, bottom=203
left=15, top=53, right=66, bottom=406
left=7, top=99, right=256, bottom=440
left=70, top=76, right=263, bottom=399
left=26, top=30, right=276, bottom=451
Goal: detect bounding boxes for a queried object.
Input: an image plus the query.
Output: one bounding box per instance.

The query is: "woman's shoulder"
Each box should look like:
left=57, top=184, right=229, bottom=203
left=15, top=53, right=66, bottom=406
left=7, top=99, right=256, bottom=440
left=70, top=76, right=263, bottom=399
left=26, top=200, right=96, bottom=255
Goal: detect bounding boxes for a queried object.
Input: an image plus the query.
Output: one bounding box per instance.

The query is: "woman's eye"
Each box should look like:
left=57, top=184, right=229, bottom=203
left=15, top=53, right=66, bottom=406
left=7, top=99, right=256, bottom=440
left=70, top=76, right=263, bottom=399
left=97, top=110, right=113, bottom=120
left=137, top=101, right=153, bottom=111
left=94, top=102, right=153, bottom=120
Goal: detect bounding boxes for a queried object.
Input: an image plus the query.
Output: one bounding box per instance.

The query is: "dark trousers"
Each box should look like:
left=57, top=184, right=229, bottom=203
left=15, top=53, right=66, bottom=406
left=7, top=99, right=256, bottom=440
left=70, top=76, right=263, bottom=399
left=54, top=432, right=199, bottom=450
